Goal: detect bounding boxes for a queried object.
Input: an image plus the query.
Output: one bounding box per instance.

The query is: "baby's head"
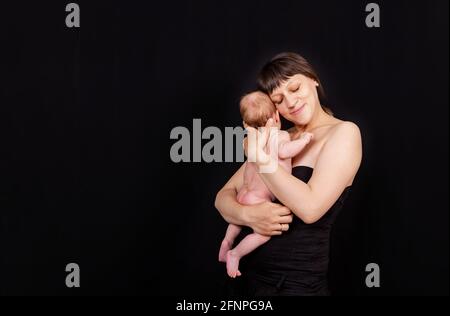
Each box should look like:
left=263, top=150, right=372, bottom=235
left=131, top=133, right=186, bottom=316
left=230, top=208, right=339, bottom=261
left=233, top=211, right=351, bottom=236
left=240, top=91, right=280, bottom=129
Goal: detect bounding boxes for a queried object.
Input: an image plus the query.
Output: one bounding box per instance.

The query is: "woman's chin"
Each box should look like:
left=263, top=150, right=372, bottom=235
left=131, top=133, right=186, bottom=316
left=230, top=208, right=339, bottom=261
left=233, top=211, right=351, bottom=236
left=290, top=116, right=309, bottom=126
left=286, top=111, right=311, bottom=125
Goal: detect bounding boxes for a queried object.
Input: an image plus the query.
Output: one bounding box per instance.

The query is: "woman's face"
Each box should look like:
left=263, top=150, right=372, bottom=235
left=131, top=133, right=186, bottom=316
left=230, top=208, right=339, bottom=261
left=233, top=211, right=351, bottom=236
left=269, top=74, right=320, bottom=125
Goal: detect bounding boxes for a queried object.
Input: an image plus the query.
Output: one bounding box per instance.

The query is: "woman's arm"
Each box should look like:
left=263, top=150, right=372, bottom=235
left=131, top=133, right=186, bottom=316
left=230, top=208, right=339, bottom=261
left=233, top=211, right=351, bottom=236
left=214, top=163, right=246, bottom=226
left=259, top=122, right=363, bottom=224
left=215, top=163, right=294, bottom=236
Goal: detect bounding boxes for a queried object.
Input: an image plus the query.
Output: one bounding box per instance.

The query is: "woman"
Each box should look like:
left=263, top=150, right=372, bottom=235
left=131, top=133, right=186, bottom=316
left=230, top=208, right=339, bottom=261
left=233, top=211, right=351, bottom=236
left=215, top=52, right=363, bottom=296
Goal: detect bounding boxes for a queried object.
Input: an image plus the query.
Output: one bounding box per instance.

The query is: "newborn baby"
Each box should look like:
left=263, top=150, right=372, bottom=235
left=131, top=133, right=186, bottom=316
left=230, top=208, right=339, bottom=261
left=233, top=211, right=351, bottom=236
left=218, top=91, right=313, bottom=278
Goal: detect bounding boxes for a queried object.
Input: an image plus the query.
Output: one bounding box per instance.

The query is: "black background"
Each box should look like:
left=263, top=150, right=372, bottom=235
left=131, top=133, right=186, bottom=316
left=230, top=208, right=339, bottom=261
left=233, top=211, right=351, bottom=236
left=0, top=0, right=448, bottom=296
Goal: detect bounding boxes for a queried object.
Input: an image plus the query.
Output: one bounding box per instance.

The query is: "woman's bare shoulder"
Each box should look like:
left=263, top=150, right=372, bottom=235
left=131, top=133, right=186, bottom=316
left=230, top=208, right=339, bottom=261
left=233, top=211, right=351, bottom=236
left=323, top=121, right=362, bottom=153
left=328, top=121, right=361, bottom=138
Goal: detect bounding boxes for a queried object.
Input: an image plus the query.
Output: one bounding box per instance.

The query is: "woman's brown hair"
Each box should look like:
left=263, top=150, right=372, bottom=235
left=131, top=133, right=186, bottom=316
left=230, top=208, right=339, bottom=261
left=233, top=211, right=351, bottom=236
left=257, top=52, right=333, bottom=116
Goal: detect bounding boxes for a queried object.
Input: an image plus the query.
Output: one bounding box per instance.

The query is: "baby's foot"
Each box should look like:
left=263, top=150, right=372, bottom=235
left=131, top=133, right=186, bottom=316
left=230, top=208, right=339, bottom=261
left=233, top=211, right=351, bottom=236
left=219, top=239, right=232, bottom=263
left=226, top=250, right=242, bottom=278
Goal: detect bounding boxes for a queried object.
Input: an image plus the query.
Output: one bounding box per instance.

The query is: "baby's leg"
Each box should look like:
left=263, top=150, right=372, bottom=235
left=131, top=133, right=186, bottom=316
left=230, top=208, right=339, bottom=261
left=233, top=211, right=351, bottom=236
left=226, top=233, right=271, bottom=278
left=218, top=224, right=242, bottom=263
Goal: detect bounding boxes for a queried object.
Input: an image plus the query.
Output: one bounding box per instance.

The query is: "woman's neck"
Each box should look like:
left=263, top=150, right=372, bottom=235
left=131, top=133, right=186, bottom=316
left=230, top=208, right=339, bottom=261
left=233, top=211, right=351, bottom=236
left=297, top=104, right=334, bottom=133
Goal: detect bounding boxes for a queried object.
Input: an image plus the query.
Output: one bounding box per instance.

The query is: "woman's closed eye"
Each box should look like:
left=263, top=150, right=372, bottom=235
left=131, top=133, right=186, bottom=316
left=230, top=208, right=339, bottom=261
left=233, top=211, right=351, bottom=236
left=290, top=84, right=301, bottom=92
left=273, top=97, right=283, bottom=105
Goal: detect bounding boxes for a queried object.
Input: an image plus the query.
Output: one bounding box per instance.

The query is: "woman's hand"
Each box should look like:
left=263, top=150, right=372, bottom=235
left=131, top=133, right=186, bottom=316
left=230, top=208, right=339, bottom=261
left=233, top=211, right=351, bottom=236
left=244, top=201, right=293, bottom=236
left=215, top=163, right=293, bottom=236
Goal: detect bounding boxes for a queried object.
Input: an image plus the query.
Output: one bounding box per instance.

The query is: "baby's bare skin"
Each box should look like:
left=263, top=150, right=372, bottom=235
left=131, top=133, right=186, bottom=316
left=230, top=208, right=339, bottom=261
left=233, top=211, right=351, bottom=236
left=219, top=129, right=313, bottom=278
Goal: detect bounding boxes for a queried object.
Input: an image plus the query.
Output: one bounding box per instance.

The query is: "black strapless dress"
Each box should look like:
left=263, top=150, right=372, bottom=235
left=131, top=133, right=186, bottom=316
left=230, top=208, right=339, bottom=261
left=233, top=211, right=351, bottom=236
left=226, top=166, right=352, bottom=296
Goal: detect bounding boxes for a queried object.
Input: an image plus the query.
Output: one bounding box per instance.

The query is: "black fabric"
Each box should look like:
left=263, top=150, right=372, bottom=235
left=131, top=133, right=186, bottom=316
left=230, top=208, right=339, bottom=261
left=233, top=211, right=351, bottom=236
left=226, top=166, right=352, bottom=296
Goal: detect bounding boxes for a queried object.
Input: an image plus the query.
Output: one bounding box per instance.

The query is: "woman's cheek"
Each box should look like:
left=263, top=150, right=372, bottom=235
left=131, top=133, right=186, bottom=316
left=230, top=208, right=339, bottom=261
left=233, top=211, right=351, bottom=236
left=300, top=88, right=310, bottom=99
left=278, top=107, right=289, bottom=117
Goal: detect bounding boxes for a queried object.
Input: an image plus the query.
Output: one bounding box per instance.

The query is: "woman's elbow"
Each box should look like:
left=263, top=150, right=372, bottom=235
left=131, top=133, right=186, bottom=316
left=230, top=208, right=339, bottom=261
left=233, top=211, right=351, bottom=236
left=214, top=191, right=223, bottom=211
left=215, top=189, right=229, bottom=214
left=301, top=215, right=321, bottom=225
left=293, top=206, right=324, bottom=225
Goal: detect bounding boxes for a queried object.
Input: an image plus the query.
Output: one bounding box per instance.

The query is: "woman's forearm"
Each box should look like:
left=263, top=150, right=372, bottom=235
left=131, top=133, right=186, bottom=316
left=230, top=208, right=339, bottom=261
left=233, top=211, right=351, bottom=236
left=215, top=187, right=294, bottom=236
left=257, top=122, right=363, bottom=224
left=215, top=161, right=296, bottom=235
left=215, top=188, right=248, bottom=226
left=259, top=167, right=319, bottom=224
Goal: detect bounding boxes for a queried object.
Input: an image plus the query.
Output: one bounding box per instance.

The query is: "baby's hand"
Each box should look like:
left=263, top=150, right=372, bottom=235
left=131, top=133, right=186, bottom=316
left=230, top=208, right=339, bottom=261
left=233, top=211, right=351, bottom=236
left=300, top=132, right=314, bottom=143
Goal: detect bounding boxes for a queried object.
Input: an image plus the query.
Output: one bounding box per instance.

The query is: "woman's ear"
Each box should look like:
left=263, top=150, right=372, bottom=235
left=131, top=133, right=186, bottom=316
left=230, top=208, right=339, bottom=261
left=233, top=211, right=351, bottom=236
left=243, top=121, right=249, bottom=129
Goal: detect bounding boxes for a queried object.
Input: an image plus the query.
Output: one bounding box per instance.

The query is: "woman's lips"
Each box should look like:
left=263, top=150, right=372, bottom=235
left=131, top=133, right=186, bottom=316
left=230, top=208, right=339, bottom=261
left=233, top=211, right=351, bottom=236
left=291, top=103, right=306, bottom=115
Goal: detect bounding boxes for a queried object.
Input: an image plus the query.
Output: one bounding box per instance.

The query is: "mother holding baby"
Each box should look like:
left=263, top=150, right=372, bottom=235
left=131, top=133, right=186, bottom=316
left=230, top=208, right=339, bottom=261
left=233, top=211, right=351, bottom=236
left=215, top=52, right=363, bottom=296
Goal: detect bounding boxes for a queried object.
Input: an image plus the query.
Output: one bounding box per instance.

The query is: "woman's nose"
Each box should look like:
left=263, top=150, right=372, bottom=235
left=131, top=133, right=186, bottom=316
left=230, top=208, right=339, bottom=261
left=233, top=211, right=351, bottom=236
left=285, top=96, right=297, bottom=109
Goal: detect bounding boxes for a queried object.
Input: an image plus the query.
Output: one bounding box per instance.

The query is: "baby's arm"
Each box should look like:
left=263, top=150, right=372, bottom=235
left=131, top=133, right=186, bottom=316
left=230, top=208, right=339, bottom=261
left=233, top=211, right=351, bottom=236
left=278, top=131, right=313, bottom=159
